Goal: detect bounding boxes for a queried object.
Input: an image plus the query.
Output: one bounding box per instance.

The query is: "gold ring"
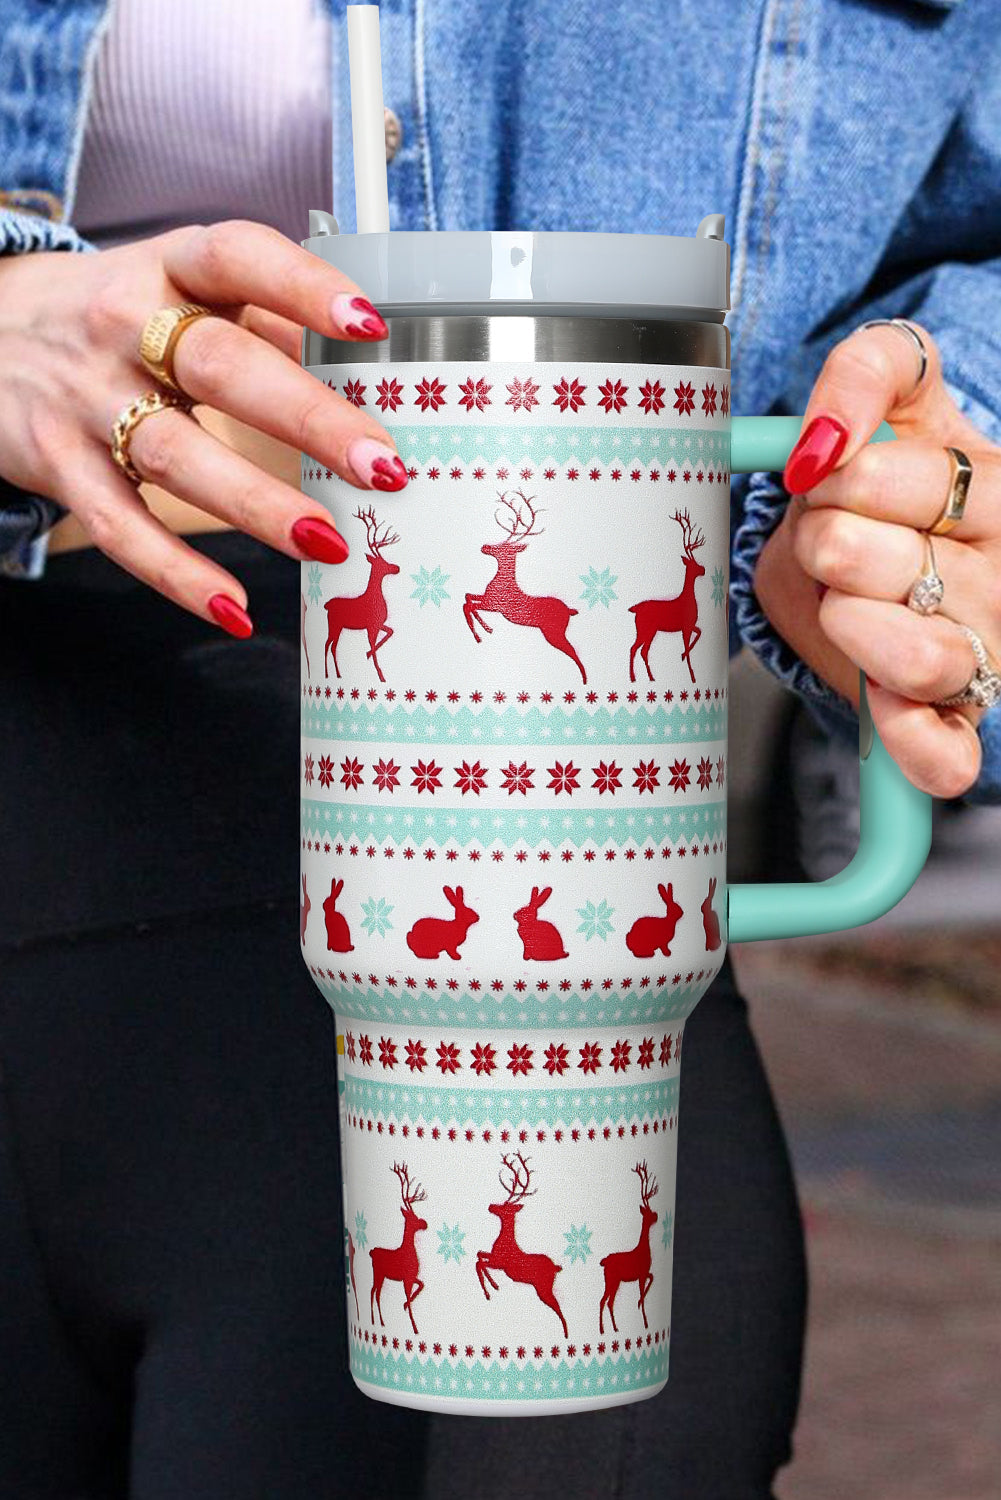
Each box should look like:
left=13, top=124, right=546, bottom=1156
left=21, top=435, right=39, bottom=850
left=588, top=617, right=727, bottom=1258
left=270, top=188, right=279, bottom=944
left=138, top=302, right=213, bottom=397
left=929, top=447, right=972, bottom=536
left=906, top=532, right=944, bottom=616
left=110, top=390, right=194, bottom=486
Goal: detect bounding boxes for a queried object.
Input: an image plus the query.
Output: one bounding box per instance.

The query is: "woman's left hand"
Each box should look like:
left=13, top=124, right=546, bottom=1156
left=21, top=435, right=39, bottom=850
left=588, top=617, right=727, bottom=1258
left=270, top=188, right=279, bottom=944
left=752, top=320, right=1001, bottom=798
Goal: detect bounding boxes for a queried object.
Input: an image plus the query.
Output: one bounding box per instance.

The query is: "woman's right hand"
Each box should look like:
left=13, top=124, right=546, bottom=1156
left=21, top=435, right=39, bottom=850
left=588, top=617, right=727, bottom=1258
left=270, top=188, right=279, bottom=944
left=0, top=218, right=408, bottom=635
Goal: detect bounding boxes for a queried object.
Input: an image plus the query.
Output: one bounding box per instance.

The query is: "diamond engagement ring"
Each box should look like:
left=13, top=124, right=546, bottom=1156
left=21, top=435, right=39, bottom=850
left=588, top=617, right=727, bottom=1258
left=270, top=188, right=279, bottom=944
left=936, top=626, right=1001, bottom=712
left=906, top=532, right=944, bottom=616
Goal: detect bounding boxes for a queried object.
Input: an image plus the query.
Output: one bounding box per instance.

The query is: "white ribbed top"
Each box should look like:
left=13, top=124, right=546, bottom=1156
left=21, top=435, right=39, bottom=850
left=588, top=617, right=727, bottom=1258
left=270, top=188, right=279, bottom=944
left=72, top=0, right=334, bottom=250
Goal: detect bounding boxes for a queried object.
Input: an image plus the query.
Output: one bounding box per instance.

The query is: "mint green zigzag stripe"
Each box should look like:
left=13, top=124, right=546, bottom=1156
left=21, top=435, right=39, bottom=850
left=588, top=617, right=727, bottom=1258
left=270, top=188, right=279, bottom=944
left=343, top=1074, right=679, bottom=1126
left=301, top=799, right=726, bottom=846
left=317, top=975, right=707, bottom=1029
left=382, top=424, right=728, bottom=469
left=350, top=1334, right=669, bottom=1401
left=301, top=701, right=726, bottom=746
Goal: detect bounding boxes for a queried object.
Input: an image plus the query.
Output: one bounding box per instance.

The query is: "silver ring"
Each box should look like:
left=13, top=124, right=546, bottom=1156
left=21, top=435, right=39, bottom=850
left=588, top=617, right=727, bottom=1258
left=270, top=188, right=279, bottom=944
left=906, top=532, right=944, bottom=616
left=857, top=317, right=928, bottom=395
left=935, top=625, right=1001, bottom=712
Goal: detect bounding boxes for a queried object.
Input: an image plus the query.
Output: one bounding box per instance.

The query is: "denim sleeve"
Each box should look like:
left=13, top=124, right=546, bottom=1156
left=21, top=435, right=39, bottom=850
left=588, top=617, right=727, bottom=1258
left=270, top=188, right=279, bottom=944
left=0, top=208, right=98, bottom=580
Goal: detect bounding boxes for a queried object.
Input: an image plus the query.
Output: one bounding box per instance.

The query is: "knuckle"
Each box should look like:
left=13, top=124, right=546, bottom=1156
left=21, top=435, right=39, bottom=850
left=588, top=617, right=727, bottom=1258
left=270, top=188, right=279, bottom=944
left=192, top=220, right=243, bottom=281
left=82, top=275, right=131, bottom=347
left=130, top=411, right=181, bottom=483
left=291, top=391, right=335, bottom=456
left=903, top=632, right=952, bottom=699
left=84, top=494, right=129, bottom=557
left=179, top=320, right=239, bottom=400
left=827, top=339, right=896, bottom=397
left=815, top=512, right=864, bottom=581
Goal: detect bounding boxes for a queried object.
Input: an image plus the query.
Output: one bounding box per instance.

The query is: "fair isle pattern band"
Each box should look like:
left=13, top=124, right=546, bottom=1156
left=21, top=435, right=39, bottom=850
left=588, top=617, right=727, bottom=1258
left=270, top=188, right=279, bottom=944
left=301, top=695, right=728, bottom=746
left=349, top=1327, right=669, bottom=1401
left=343, top=1073, right=680, bottom=1129
left=308, top=424, right=729, bottom=470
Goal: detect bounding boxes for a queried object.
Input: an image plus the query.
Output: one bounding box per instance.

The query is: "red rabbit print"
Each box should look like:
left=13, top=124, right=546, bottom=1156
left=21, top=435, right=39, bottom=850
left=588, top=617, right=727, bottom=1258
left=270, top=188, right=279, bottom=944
left=300, top=873, right=311, bottom=944
left=370, top=1164, right=428, bottom=1336
left=625, top=883, right=684, bottom=959
left=628, top=510, right=706, bottom=684
left=347, top=1229, right=360, bottom=1320
left=463, top=491, right=587, bottom=682
left=513, top=886, right=569, bottom=961
left=323, top=877, right=354, bottom=953
left=476, top=1153, right=568, bottom=1337
left=599, top=1162, right=660, bottom=1334
left=324, top=506, right=400, bottom=682
left=701, top=877, right=722, bottom=952
left=406, top=886, right=479, bottom=960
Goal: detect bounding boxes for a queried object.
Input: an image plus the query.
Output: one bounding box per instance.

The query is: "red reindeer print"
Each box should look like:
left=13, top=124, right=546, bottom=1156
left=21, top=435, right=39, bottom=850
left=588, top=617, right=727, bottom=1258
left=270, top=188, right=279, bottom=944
left=513, top=886, right=569, bottom=961
left=323, top=877, right=354, bottom=953
left=324, top=506, right=400, bottom=682
left=476, top=1153, right=568, bottom=1336
left=406, top=885, right=479, bottom=960
left=370, top=1163, right=428, bottom=1336
left=625, top=884, right=683, bottom=959
left=300, top=873, right=311, bottom=944
left=347, top=1229, right=360, bottom=1319
left=628, top=510, right=706, bottom=684
left=701, top=877, right=722, bottom=952
left=463, top=491, right=587, bottom=682
left=599, top=1162, right=659, bottom=1334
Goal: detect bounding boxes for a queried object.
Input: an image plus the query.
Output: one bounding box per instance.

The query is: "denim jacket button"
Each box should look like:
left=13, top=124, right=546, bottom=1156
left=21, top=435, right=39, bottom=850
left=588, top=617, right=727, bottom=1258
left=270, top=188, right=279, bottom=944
left=0, top=188, right=63, bottom=221
left=384, top=107, right=403, bottom=162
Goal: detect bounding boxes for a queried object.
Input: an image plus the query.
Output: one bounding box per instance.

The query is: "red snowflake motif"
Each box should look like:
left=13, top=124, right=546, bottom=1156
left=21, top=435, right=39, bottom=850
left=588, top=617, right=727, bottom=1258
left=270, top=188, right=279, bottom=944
left=414, top=376, right=447, bottom=411
left=592, top=760, right=622, bottom=796
left=669, top=758, right=691, bottom=793
left=721, top=384, right=730, bottom=416
left=578, top=1041, right=602, bottom=1075
left=597, top=378, right=628, bottom=414
left=342, top=378, right=366, bottom=407
left=552, top=377, right=587, bottom=413
left=507, top=1043, right=534, bottom=1077
left=697, top=756, right=714, bottom=791
left=471, top=1042, right=497, bottom=1077
left=436, top=1041, right=461, bottom=1075
left=411, top=759, right=443, bottom=795
left=633, top=759, right=660, bottom=794
left=340, top=756, right=365, bottom=791
left=454, top=760, right=488, bottom=796
left=673, top=380, right=696, bottom=416
left=638, top=379, right=666, bottom=416
left=544, top=1042, right=570, bottom=1077
left=405, top=1039, right=428, bottom=1074
left=638, top=1037, right=655, bottom=1070
left=547, top=761, right=581, bottom=796
left=506, top=376, right=540, bottom=412
left=358, top=1035, right=374, bottom=1066
left=375, top=376, right=405, bottom=412
left=611, top=1039, right=631, bottom=1073
left=701, top=382, right=718, bottom=417
left=372, top=758, right=400, bottom=794
left=716, top=756, right=726, bottom=787
left=316, top=754, right=334, bottom=789
left=303, top=754, right=314, bottom=786
left=345, top=1031, right=356, bottom=1062
left=379, top=1036, right=398, bottom=1070
left=458, top=375, right=492, bottom=412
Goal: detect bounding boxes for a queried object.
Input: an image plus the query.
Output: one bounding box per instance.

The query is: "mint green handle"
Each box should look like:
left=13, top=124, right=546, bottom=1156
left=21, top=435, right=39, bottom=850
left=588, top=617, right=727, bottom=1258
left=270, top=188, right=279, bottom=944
left=726, top=415, right=932, bottom=942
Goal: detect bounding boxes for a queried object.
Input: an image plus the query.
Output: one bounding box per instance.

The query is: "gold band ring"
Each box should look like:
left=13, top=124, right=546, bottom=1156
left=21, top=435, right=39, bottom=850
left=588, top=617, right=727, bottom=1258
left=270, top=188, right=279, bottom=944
left=138, top=302, right=213, bottom=397
left=928, top=447, right=973, bottom=536
left=110, top=390, right=195, bottom=486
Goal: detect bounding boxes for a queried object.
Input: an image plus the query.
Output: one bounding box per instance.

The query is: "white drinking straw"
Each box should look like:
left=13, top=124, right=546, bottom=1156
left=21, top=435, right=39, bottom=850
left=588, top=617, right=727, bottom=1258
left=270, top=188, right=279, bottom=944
left=347, top=5, right=391, bottom=233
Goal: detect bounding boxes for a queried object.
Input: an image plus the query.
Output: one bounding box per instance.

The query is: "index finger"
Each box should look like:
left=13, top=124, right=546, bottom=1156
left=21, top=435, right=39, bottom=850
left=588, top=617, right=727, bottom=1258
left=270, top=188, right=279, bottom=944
left=163, top=220, right=382, bottom=343
left=783, top=321, right=943, bottom=495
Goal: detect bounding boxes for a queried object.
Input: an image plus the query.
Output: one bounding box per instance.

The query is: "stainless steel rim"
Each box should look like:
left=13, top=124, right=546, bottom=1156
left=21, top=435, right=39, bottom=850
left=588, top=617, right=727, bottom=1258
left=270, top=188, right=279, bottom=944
left=303, top=315, right=729, bottom=368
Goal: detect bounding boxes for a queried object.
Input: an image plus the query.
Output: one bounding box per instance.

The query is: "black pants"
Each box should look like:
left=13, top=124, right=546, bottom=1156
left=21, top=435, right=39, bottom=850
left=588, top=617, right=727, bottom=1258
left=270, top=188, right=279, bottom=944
left=0, top=537, right=806, bottom=1497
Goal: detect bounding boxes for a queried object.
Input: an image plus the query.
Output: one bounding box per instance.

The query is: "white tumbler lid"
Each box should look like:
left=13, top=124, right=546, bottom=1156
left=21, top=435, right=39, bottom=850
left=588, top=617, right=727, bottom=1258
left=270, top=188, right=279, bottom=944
left=302, top=213, right=729, bottom=321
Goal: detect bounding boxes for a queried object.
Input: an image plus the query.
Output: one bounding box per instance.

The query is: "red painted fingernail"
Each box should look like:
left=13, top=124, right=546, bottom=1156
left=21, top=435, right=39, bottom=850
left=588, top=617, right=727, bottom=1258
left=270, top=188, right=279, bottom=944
left=208, top=593, right=254, bottom=639
left=331, top=292, right=388, bottom=340
left=346, top=436, right=409, bottom=491
left=291, top=516, right=350, bottom=564
left=783, top=416, right=849, bottom=494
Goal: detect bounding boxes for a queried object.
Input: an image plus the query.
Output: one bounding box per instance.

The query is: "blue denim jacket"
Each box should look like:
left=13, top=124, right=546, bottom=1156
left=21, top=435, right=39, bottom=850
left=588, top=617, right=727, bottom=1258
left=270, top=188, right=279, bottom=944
left=2, top=0, right=1000, bottom=801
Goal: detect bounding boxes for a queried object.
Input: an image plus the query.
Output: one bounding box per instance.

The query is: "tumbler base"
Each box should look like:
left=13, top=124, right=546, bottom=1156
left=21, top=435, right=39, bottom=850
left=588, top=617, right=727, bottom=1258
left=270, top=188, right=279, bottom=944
left=350, top=1372, right=668, bottom=1418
